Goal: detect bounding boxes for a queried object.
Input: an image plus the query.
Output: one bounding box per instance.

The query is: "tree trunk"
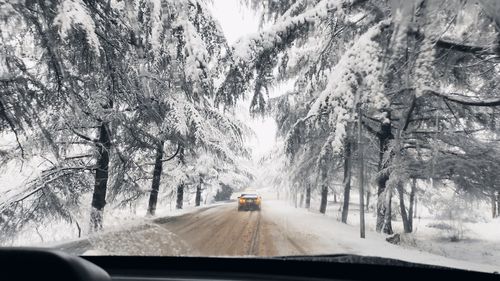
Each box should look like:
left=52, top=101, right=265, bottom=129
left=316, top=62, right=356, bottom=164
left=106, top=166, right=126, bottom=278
left=195, top=176, right=203, bottom=207
left=492, top=192, right=498, bottom=218
left=333, top=192, right=337, bottom=203
left=376, top=111, right=394, bottom=234
left=408, top=178, right=416, bottom=230
left=176, top=145, right=186, bottom=209
left=358, top=108, right=365, bottom=238
left=147, top=141, right=164, bottom=216
left=376, top=175, right=392, bottom=233
left=319, top=184, right=328, bottom=214
left=294, top=191, right=298, bottom=208
left=305, top=186, right=311, bottom=209
left=319, top=160, right=328, bottom=214
left=299, top=191, right=304, bottom=208
left=381, top=186, right=394, bottom=235
left=341, top=140, right=352, bottom=224
left=176, top=183, right=184, bottom=209
left=397, top=183, right=411, bottom=233
left=413, top=195, right=418, bottom=218
left=366, top=190, right=370, bottom=212
left=90, top=122, right=111, bottom=232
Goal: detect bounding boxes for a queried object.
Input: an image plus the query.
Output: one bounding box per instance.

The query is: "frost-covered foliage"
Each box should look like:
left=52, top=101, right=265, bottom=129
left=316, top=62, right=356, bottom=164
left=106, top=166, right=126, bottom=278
left=216, top=0, right=339, bottom=114
left=0, top=0, right=252, bottom=242
left=223, top=0, right=500, bottom=234
left=54, top=0, right=101, bottom=52
left=305, top=21, right=389, bottom=155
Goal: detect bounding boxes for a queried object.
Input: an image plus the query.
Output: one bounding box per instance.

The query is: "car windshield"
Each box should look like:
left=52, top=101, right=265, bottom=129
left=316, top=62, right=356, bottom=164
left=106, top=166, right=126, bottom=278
left=1, top=0, right=500, bottom=274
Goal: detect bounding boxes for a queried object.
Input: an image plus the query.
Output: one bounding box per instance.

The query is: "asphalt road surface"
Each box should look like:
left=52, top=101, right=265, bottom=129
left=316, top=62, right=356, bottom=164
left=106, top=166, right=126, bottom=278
left=55, top=202, right=307, bottom=256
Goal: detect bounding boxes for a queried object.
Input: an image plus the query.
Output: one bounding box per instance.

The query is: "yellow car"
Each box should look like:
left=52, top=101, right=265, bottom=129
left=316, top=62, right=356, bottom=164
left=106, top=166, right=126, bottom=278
left=237, top=193, right=261, bottom=211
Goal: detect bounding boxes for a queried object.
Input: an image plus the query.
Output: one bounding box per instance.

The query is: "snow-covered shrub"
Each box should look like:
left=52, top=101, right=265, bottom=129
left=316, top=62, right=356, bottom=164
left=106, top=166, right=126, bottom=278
left=398, top=233, right=418, bottom=248
left=427, top=193, right=474, bottom=241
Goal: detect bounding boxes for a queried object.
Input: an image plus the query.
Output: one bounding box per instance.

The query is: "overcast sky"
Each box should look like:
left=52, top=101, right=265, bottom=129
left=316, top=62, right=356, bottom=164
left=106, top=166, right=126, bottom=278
left=208, top=0, right=260, bottom=45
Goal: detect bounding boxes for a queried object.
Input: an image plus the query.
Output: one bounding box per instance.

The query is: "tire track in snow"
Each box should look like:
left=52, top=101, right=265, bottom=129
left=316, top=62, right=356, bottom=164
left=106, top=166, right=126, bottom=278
left=247, top=211, right=261, bottom=255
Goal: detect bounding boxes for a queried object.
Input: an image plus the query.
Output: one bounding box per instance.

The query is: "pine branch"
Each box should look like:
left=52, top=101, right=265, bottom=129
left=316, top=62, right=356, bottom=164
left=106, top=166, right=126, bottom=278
left=408, top=29, right=498, bottom=58
left=423, top=89, right=500, bottom=107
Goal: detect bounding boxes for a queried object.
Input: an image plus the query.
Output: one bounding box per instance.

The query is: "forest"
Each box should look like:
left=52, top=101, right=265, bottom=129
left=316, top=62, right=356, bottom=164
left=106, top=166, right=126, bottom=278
left=0, top=0, right=499, bottom=248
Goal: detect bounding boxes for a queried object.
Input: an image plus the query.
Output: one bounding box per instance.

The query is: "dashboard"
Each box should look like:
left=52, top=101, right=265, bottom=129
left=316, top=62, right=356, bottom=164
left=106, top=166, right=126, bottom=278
left=1, top=248, right=499, bottom=281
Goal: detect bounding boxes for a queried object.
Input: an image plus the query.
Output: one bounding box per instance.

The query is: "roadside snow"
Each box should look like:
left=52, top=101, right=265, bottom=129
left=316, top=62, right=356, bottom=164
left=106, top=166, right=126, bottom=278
left=259, top=189, right=500, bottom=273
left=320, top=193, right=500, bottom=271
left=35, top=203, right=224, bottom=250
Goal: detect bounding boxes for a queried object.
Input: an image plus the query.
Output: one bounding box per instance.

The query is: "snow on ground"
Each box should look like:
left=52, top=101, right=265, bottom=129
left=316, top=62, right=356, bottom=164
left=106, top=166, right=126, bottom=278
left=79, top=223, right=195, bottom=256
left=320, top=193, right=500, bottom=271
left=258, top=188, right=500, bottom=273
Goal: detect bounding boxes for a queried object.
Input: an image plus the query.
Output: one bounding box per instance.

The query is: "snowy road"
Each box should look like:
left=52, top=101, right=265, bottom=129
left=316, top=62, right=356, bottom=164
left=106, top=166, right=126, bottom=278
left=55, top=201, right=306, bottom=256
left=53, top=199, right=500, bottom=273
left=154, top=203, right=281, bottom=256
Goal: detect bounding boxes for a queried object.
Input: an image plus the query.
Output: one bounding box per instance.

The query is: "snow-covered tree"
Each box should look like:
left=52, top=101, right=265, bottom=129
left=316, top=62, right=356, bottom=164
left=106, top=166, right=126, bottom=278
left=0, top=0, right=252, bottom=241
left=219, top=0, right=500, bottom=235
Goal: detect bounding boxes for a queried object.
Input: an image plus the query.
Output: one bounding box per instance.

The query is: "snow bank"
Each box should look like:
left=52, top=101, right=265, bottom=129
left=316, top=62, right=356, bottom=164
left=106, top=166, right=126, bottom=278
left=259, top=189, right=499, bottom=273
left=34, top=202, right=220, bottom=250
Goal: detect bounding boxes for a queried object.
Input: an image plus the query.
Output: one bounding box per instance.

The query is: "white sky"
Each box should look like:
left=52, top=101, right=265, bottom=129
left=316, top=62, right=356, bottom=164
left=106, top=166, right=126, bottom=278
left=208, top=0, right=260, bottom=45
left=209, top=1, right=279, bottom=161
